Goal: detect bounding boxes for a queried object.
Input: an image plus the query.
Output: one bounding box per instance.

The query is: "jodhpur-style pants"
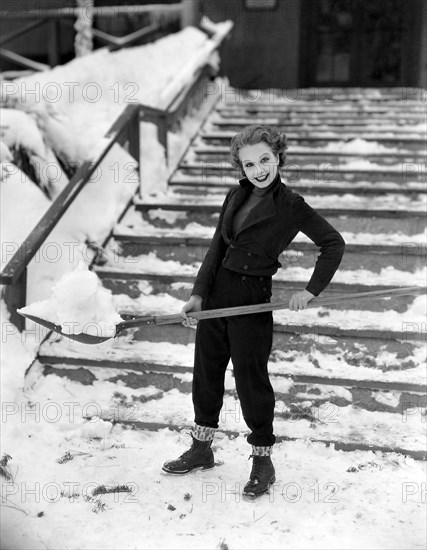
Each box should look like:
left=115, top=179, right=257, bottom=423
left=192, top=265, right=276, bottom=446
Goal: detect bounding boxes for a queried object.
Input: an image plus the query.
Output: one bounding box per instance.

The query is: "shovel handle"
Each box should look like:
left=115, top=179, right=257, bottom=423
left=117, top=286, right=424, bottom=331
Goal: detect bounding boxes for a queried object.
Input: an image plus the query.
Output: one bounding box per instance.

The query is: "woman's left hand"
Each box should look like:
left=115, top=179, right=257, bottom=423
left=289, top=289, right=315, bottom=311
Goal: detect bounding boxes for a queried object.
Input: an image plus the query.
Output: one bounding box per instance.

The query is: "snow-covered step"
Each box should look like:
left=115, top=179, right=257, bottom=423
left=34, top=357, right=426, bottom=421
left=129, top=205, right=425, bottom=238
left=208, top=117, right=426, bottom=135
left=207, top=116, right=426, bottom=133
left=95, top=243, right=427, bottom=287
left=23, top=358, right=427, bottom=461
left=198, top=130, right=426, bottom=149
left=105, top=401, right=427, bottom=460
left=178, top=161, right=427, bottom=184
left=36, top=354, right=427, bottom=399
left=117, top=292, right=425, bottom=341
left=121, top=203, right=427, bottom=233
left=217, top=100, right=426, bottom=109
left=111, top=236, right=426, bottom=276
left=134, top=191, right=427, bottom=212
left=215, top=98, right=426, bottom=110
left=169, top=174, right=427, bottom=195
left=35, top=321, right=426, bottom=415
left=215, top=94, right=426, bottom=104
left=96, top=269, right=423, bottom=315
left=29, top=356, right=426, bottom=459
left=133, top=192, right=427, bottom=215
left=193, top=149, right=426, bottom=167
left=35, top=261, right=424, bottom=342
left=212, top=120, right=426, bottom=132
left=110, top=207, right=426, bottom=273
left=112, top=206, right=426, bottom=242
left=36, top=335, right=426, bottom=389
left=217, top=109, right=426, bottom=122
left=190, top=143, right=426, bottom=163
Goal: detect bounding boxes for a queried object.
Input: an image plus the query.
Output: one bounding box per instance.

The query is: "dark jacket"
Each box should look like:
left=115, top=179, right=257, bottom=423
left=192, top=173, right=345, bottom=299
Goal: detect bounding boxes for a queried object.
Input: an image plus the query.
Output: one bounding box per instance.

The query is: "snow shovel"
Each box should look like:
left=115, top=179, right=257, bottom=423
left=18, top=286, right=424, bottom=345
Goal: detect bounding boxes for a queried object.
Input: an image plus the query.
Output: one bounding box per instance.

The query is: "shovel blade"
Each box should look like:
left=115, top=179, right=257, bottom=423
left=18, top=312, right=113, bottom=345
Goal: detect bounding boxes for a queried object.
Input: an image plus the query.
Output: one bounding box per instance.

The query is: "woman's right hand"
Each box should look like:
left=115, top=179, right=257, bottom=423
left=181, top=295, right=203, bottom=327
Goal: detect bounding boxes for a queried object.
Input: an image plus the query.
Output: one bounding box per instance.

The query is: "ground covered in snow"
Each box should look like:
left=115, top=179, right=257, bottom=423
left=2, top=418, right=426, bottom=550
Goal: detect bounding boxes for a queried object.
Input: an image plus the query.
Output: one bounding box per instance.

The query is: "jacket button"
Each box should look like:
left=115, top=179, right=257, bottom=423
left=263, top=287, right=267, bottom=292
left=247, top=252, right=252, bottom=256
left=243, top=264, right=248, bottom=270
left=230, top=244, right=235, bottom=249
left=259, top=276, right=264, bottom=281
left=242, top=276, right=246, bottom=281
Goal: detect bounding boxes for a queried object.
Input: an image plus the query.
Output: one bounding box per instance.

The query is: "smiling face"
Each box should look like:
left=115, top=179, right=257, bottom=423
left=238, top=142, right=279, bottom=188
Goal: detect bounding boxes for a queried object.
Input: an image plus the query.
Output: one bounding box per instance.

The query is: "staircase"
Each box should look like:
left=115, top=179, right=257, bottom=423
left=31, top=86, right=426, bottom=460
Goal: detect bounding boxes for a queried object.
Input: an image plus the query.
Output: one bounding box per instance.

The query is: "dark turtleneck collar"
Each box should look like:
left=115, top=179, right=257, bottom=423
left=238, top=171, right=282, bottom=196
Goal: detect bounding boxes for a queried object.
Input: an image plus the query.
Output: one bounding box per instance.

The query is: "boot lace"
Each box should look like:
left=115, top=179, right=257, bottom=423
left=179, top=434, right=197, bottom=460
left=179, top=434, right=209, bottom=460
left=248, top=454, right=265, bottom=480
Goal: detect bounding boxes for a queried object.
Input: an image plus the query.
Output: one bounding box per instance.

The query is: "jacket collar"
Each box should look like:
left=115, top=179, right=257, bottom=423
left=223, top=172, right=283, bottom=239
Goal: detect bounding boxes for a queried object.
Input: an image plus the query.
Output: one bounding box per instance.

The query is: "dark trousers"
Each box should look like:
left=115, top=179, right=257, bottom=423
left=192, top=266, right=276, bottom=447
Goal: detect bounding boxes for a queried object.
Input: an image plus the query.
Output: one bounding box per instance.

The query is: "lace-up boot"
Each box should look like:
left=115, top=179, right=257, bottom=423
left=243, top=446, right=275, bottom=499
left=162, top=427, right=215, bottom=474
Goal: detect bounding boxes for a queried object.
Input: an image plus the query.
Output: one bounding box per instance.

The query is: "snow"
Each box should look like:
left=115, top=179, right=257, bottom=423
left=0, top=143, right=139, bottom=308
left=3, top=27, right=213, bottom=150
left=97, top=245, right=427, bottom=288
left=0, top=167, right=51, bottom=257
left=18, top=262, right=123, bottom=337
left=138, top=190, right=427, bottom=211
left=79, top=285, right=427, bottom=337
left=113, top=207, right=427, bottom=245
left=0, top=108, right=70, bottom=199
left=0, top=343, right=425, bottom=550
left=172, top=172, right=427, bottom=191
left=1, top=25, right=226, bottom=200
left=291, top=137, right=423, bottom=154
left=1, top=21, right=426, bottom=550
left=2, top=422, right=425, bottom=550
left=187, top=154, right=426, bottom=175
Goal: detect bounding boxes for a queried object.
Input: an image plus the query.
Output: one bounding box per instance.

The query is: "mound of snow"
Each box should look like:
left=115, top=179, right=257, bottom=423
left=18, top=261, right=122, bottom=337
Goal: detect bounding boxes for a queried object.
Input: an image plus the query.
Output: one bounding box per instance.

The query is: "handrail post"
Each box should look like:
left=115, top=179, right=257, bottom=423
left=157, top=114, right=168, bottom=163
left=47, top=18, right=59, bottom=67
left=138, top=107, right=169, bottom=163
left=3, top=267, right=27, bottom=331
left=128, top=106, right=141, bottom=163
left=181, top=0, right=201, bottom=27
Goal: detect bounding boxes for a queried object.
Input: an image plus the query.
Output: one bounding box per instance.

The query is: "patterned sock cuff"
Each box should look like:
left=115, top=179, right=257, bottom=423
left=191, top=424, right=216, bottom=441
left=251, top=445, right=273, bottom=456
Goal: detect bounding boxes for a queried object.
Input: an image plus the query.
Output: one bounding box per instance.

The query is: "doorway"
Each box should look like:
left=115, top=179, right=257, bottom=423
left=299, top=0, right=423, bottom=87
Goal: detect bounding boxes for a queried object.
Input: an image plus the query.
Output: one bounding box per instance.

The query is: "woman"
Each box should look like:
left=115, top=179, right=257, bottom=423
left=162, top=125, right=345, bottom=499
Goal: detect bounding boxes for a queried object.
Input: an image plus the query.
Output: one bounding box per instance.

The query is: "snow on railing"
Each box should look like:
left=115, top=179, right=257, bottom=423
left=0, top=104, right=140, bottom=330
left=139, top=20, right=233, bottom=158
left=0, top=19, right=233, bottom=331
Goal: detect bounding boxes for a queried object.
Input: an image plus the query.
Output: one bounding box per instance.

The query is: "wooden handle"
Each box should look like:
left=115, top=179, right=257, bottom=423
left=118, top=286, right=424, bottom=330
